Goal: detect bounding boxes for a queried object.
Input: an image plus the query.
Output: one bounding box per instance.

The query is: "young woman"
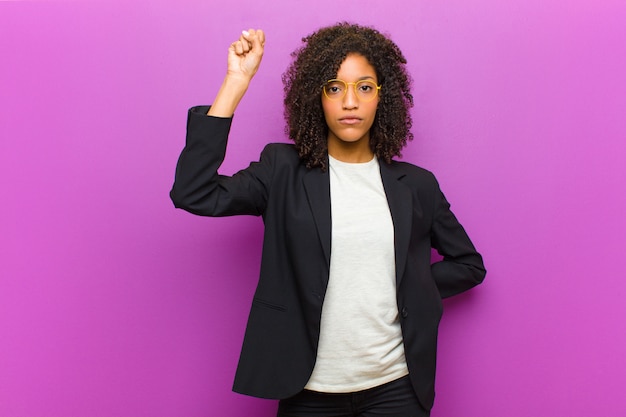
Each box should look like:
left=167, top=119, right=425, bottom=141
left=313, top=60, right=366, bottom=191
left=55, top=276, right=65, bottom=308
left=170, top=23, right=486, bottom=417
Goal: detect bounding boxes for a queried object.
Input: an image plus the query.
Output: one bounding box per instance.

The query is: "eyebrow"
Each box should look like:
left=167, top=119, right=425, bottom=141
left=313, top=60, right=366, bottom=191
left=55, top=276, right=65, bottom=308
left=333, top=76, right=377, bottom=82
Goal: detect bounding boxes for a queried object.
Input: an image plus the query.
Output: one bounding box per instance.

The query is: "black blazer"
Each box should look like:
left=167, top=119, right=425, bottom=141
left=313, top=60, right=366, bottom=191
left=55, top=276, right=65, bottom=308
left=170, top=106, right=486, bottom=410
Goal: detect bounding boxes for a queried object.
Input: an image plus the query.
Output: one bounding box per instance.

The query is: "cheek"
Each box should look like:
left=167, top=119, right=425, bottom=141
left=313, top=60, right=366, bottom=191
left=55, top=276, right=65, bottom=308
left=365, top=102, right=379, bottom=121
left=321, top=100, right=337, bottom=122
left=322, top=99, right=333, bottom=115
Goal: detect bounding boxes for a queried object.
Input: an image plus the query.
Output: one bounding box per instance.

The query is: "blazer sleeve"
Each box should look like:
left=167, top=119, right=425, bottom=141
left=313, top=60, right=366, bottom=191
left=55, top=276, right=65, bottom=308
left=169, top=106, right=274, bottom=217
left=429, top=177, right=486, bottom=298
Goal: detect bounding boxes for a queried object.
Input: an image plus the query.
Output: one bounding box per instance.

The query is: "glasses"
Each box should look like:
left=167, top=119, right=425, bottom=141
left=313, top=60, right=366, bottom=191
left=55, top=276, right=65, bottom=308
left=322, top=79, right=381, bottom=102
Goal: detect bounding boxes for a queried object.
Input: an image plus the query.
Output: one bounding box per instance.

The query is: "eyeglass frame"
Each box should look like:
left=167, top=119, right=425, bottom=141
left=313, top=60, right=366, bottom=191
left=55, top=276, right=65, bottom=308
left=321, top=79, right=382, bottom=102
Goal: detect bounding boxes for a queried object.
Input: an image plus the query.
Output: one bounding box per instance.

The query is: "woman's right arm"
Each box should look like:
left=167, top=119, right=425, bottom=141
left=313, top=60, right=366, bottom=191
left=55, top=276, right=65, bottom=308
left=170, top=29, right=272, bottom=217
left=209, top=29, right=265, bottom=117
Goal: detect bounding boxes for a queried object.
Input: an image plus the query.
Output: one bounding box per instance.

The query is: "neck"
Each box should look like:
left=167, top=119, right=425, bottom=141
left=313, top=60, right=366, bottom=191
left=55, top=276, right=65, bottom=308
left=327, top=139, right=374, bottom=163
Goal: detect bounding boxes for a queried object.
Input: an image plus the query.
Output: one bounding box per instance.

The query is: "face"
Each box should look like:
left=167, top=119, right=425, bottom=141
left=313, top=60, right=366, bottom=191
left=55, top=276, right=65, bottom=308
left=322, top=53, right=379, bottom=156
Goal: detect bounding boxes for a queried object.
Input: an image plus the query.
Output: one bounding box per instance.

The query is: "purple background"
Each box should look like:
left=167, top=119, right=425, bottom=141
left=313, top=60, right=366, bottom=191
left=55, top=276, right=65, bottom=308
left=1, top=1, right=625, bottom=416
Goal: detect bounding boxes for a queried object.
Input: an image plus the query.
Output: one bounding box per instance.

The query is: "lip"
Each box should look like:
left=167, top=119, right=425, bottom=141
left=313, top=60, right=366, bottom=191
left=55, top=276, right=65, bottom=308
left=338, top=116, right=362, bottom=125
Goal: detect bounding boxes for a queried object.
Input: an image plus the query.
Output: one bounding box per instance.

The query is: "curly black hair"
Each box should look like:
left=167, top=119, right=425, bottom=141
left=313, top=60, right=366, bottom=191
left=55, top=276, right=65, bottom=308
left=282, top=22, right=413, bottom=171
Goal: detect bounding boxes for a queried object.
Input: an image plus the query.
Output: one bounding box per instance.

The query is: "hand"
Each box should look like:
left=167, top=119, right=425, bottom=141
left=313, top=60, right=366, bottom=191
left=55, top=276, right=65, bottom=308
left=207, top=29, right=266, bottom=117
left=226, top=28, right=265, bottom=82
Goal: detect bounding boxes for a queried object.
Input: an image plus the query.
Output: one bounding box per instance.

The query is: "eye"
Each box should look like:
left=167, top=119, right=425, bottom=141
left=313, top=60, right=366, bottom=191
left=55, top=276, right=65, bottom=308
left=325, top=81, right=345, bottom=94
left=357, top=81, right=376, bottom=93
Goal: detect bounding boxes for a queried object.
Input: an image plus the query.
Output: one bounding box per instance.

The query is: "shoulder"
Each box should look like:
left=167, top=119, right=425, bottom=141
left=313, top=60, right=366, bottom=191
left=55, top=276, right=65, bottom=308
left=262, top=142, right=298, bottom=156
left=260, top=143, right=302, bottom=166
left=386, top=160, right=446, bottom=213
left=387, top=160, right=439, bottom=186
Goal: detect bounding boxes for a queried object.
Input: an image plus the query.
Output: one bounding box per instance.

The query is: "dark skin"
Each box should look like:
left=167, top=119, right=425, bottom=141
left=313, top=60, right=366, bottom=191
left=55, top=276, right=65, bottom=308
left=208, top=28, right=378, bottom=164
left=283, top=23, right=414, bottom=170
left=207, top=28, right=266, bottom=118
left=209, top=24, right=414, bottom=169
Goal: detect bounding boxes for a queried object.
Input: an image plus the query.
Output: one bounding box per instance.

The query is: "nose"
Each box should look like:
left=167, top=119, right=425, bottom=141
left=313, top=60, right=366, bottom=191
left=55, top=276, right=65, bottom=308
left=342, top=86, right=359, bottom=109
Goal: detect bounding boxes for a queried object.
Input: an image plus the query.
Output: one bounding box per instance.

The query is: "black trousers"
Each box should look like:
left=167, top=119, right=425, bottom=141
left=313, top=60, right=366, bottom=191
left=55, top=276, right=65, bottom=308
left=276, top=375, right=430, bottom=417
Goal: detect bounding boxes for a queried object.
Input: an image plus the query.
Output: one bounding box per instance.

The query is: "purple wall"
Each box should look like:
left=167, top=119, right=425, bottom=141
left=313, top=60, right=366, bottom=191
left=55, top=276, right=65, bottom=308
left=1, top=1, right=625, bottom=416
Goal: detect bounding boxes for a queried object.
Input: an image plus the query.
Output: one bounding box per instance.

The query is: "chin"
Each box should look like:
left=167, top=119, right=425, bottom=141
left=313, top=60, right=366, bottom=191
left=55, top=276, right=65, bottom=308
left=341, top=135, right=369, bottom=144
left=335, top=131, right=368, bottom=143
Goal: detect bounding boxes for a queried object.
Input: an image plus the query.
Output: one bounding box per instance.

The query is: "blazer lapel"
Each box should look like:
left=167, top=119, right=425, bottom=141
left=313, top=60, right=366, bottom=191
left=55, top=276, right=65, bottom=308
left=380, top=162, right=415, bottom=287
left=302, top=161, right=417, bottom=288
left=303, top=167, right=332, bottom=269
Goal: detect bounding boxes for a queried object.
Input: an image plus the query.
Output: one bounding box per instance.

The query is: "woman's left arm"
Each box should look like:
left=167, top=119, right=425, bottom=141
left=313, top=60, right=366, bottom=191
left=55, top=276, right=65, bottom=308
left=430, top=179, right=486, bottom=299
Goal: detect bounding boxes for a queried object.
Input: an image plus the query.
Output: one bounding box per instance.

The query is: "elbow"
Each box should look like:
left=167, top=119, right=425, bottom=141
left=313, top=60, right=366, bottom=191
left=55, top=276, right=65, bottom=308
left=169, top=186, right=220, bottom=216
left=473, top=267, right=486, bottom=288
left=475, top=258, right=487, bottom=282
left=470, top=254, right=487, bottom=286
left=169, top=187, right=184, bottom=209
left=169, top=187, right=196, bottom=212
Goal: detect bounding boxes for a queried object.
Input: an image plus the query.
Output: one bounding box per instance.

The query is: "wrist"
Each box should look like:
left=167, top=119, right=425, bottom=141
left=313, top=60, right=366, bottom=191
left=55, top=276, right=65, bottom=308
left=207, top=75, right=250, bottom=117
left=223, top=73, right=252, bottom=89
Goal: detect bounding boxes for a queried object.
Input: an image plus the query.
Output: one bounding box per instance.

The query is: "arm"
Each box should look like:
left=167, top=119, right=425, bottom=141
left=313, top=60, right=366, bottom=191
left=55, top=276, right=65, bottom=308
left=430, top=179, right=486, bottom=299
left=170, top=29, right=272, bottom=216
left=209, top=29, right=265, bottom=117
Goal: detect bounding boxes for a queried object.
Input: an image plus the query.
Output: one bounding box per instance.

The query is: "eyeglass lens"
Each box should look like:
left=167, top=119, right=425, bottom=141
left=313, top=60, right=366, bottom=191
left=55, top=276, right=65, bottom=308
left=323, top=80, right=379, bottom=101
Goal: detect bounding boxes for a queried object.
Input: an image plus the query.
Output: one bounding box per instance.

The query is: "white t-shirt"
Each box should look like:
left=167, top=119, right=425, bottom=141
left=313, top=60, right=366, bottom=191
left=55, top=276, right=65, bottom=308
left=304, top=155, right=409, bottom=393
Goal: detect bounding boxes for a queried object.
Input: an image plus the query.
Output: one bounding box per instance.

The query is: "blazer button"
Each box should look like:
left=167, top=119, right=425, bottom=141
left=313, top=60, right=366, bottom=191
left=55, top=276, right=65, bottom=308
left=401, top=307, right=409, bottom=318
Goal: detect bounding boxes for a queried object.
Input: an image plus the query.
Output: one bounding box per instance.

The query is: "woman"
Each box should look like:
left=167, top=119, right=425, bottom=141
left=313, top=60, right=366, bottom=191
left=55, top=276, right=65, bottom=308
left=171, top=23, right=485, bottom=417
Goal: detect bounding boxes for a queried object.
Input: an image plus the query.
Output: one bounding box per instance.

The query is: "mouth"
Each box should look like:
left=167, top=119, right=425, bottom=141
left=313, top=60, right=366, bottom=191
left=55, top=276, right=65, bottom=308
left=338, top=116, right=362, bottom=125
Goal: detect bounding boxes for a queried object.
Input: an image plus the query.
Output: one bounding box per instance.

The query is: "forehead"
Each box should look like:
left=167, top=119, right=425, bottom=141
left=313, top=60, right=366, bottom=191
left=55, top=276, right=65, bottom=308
left=335, top=53, right=377, bottom=80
